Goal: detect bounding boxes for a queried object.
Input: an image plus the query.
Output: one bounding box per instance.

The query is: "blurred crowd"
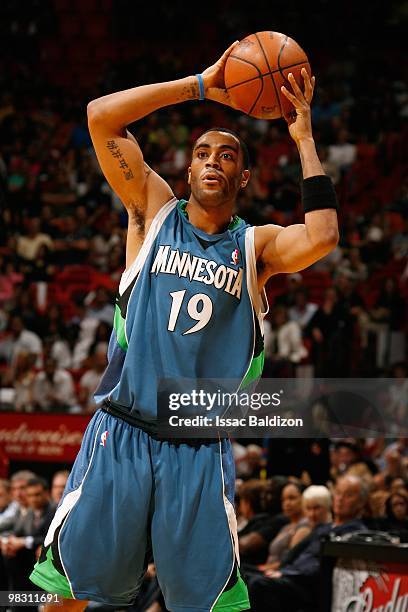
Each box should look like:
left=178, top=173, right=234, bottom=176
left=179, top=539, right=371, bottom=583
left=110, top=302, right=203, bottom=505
left=1, top=437, right=407, bottom=611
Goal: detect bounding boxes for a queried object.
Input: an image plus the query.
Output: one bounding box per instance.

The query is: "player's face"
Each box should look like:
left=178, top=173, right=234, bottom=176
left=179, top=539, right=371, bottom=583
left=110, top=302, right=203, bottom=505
left=188, top=132, right=249, bottom=206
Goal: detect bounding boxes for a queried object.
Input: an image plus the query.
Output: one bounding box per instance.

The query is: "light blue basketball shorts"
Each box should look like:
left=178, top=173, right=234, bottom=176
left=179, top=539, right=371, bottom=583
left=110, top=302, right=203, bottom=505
left=30, top=409, right=250, bottom=611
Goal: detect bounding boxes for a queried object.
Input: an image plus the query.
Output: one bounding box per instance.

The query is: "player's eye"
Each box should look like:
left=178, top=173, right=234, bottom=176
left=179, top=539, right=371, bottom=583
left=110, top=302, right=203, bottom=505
left=197, top=150, right=208, bottom=158
left=221, top=152, right=233, bottom=160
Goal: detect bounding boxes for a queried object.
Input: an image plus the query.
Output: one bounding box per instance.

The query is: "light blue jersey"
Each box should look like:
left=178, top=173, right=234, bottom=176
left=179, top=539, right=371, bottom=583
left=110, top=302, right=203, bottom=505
left=95, top=197, right=268, bottom=422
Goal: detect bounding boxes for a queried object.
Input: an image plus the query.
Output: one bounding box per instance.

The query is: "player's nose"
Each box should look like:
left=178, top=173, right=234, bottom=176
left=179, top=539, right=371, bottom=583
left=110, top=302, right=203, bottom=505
left=205, top=153, right=220, bottom=168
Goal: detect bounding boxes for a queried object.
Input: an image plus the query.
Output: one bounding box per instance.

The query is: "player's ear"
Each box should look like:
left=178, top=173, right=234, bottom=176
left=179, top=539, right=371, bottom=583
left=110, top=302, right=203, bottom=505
left=187, top=167, right=192, bottom=184
left=240, top=169, right=250, bottom=189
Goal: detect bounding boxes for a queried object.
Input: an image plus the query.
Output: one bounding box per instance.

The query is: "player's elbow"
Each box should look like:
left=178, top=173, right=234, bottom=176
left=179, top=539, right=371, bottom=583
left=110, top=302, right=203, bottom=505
left=325, top=228, right=340, bottom=249
left=315, top=228, right=339, bottom=254
left=87, top=99, right=106, bottom=125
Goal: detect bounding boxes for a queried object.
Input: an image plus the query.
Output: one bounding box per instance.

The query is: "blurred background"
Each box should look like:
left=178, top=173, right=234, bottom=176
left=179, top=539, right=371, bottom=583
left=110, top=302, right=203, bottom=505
left=0, top=0, right=407, bottom=610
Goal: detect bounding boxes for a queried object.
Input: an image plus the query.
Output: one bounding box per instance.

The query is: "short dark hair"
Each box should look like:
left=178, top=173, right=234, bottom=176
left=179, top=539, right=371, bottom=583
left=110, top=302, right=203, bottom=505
left=195, top=127, right=250, bottom=169
left=27, top=477, right=49, bottom=491
left=238, top=480, right=265, bottom=514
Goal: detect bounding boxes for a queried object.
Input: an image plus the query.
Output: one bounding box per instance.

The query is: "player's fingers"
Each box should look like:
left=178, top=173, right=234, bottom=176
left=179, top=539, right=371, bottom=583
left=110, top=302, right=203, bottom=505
left=287, top=72, right=306, bottom=102
left=281, top=85, right=299, bottom=107
left=219, top=40, right=240, bottom=63
left=302, top=68, right=313, bottom=103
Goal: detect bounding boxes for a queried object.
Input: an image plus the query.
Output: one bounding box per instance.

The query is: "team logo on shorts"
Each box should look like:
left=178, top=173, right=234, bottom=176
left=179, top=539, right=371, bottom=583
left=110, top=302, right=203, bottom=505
left=230, top=249, right=239, bottom=265
left=100, top=430, right=109, bottom=447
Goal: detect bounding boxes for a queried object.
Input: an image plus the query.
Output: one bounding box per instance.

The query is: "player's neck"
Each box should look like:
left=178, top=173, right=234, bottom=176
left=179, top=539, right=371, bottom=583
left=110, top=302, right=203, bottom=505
left=186, top=197, right=234, bottom=234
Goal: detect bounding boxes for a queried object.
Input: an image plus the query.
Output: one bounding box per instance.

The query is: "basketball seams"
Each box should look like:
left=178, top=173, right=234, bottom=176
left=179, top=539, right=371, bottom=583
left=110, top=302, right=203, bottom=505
left=227, top=54, right=262, bottom=76
left=248, top=78, right=264, bottom=116
left=277, top=35, right=290, bottom=80
left=226, top=60, right=312, bottom=91
left=254, top=32, right=283, bottom=118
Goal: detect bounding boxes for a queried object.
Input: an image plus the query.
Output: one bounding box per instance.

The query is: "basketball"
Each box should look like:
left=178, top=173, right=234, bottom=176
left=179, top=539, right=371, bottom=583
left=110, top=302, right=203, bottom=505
left=224, top=31, right=311, bottom=121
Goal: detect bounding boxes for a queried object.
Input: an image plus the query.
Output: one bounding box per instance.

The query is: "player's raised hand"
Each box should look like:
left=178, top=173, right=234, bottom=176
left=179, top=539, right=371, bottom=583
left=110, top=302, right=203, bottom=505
left=281, top=68, right=316, bottom=144
left=201, top=41, right=240, bottom=108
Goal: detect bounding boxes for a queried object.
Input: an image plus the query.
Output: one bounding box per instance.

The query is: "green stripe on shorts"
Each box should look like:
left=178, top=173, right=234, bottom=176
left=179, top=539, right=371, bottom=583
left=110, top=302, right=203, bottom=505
left=30, top=546, right=73, bottom=599
left=213, top=568, right=250, bottom=611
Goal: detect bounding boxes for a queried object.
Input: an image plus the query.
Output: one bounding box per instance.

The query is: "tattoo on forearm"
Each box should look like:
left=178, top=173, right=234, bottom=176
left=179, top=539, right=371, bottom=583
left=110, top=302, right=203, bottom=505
left=177, top=80, right=199, bottom=102
left=106, top=140, right=134, bottom=180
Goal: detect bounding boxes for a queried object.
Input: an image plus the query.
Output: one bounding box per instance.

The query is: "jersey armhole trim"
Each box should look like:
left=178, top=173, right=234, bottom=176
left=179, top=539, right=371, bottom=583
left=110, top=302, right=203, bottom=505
left=245, top=226, right=269, bottom=333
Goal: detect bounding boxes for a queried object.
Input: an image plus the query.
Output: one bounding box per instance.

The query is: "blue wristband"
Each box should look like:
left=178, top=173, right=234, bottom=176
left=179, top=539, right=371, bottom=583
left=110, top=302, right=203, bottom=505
left=196, top=74, right=205, bottom=100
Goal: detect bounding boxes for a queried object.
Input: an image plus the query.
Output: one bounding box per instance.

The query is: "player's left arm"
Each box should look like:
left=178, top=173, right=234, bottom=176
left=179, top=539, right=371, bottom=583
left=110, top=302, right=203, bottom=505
left=255, top=69, right=339, bottom=289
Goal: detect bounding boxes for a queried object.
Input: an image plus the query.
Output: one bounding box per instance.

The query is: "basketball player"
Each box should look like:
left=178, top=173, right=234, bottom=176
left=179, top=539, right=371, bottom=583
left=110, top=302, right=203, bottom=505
left=30, top=42, right=338, bottom=611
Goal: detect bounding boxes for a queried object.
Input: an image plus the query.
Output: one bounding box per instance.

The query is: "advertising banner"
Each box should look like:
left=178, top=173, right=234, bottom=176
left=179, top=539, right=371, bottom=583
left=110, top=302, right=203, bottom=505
left=332, top=559, right=408, bottom=611
left=0, top=413, right=90, bottom=462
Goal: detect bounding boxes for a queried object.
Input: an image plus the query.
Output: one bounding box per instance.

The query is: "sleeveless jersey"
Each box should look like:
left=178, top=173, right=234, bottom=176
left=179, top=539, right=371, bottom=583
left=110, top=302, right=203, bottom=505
left=94, top=197, right=268, bottom=423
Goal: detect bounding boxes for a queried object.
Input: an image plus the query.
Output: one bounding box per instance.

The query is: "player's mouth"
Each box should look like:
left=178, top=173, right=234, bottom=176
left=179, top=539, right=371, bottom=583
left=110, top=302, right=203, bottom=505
left=202, top=172, right=223, bottom=185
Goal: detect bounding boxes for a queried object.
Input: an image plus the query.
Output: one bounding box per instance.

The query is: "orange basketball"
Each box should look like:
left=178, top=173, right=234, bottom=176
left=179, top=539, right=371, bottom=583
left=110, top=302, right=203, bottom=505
left=224, top=31, right=311, bottom=121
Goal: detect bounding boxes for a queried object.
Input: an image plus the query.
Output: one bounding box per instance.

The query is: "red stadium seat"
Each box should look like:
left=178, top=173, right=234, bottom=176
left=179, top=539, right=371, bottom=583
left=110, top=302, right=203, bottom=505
left=59, top=13, right=83, bottom=38
left=84, top=15, right=109, bottom=39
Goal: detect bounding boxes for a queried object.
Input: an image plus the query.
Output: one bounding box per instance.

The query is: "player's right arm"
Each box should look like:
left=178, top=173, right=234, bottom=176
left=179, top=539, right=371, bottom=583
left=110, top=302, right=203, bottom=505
left=87, top=41, right=238, bottom=259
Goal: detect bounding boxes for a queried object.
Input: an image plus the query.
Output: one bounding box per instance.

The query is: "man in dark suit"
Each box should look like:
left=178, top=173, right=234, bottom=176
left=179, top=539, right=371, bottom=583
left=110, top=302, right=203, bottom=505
left=2, top=477, right=56, bottom=610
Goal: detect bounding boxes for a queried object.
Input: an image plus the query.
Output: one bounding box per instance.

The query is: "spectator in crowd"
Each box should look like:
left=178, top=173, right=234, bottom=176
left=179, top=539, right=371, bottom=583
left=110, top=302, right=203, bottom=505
left=275, top=273, right=304, bottom=309
left=260, top=482, right=308, bottom=572
left=78, top=349, right=107, bottom=413
left=388, top=364, right=408, bottom=428
left=13, top=352, right=37, bottom=411
left=288, top=485, right=332, bottom=548
left=89, top=218, right=122, bottom=271
left=16, top=217, right=53, bottom=264
left=1, top=314, right=43, bottom=370
left=233, top=442, right=264, bottom=480
left=237, top=480, right=271, bottom=535
left=306, top=287, right=351, bottom=376
left=32, top=357, right=79, bottom=412
left=0, top=479, right=20, bottom=534
left=9, top=471, right=37, bottom=523
left=328, top=128, right=356, bottom=174
left=53, top=215, right=90, bottom=265
left=2, top=477, right=55, bottom=608
left=0, top=478, right=19, bottom=591
left=368, top=278, right=406, bottom=368
left=288, top=288, right=318, bottom=331
left=336, top=247, right=368, bottom=282
left=264, top=306, right=308, bottom=376
left=239, top=478, right=289, bottom=566
left=330, top=440, right=375, bottom=483
left=50, top=470, right=69, bottom=505
left=0, top=255, right=22, bottom=305
left=85, top=287, right=115, bottom=325
left=383, top=437, right=408, bottom=462
left=317, top=145, right=340, bottom=185
left=373, top=488, right=408, bottom=542
left=248, top=475, right=367, bottom=612
left=382, top=445, right=408, bottom=483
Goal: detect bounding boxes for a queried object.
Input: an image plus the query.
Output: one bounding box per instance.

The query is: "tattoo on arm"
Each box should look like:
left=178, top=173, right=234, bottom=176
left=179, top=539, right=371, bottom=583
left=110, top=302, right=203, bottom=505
left=106, top=140, right=134, bottom=181
left=177, top=80, right=199, bottom=102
